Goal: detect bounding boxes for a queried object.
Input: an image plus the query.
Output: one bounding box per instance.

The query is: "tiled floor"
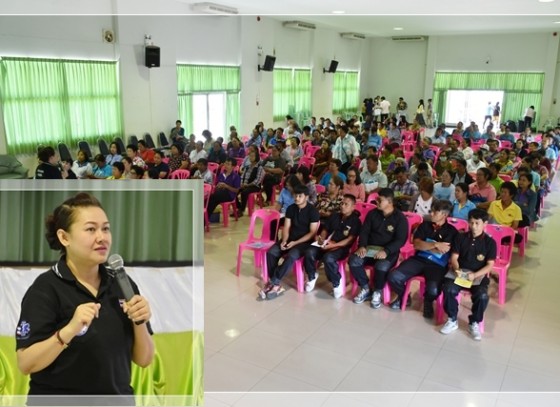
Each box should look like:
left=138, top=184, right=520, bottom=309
left=204, top=177, right=560, bottom=406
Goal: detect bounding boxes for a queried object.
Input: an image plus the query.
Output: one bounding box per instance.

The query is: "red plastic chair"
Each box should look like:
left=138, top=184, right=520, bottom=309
left=203, top=183, right=213, bottom=232
left=169, top=169, right=190, bottom=179
left=499, top=140, right=513, bottom=149
left=447, top=217, right=469, bottom=233
left=400, top=212, right=424, bottom=261
left=236, top=209, right=281, bottom=282
left=484, top=224, right=515, bottom=304
left=207, top=162, right=220, bottom=185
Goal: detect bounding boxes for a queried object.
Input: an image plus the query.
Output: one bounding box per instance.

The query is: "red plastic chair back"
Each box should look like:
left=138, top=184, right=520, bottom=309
left=355, top=202, right=377, bottom=223
left=169, top=169, right=190, bottom=179
left=447, top=217, right=469, bottom=232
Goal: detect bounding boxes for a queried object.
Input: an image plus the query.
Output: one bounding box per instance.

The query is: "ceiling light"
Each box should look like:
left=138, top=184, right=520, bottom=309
left=538, top=0, right=555, bottom=3
left=332, top=10, right=345, bottom=14
left=394, top=27, right=404, bottom=31
left=554, top=21, right=560, bottom=23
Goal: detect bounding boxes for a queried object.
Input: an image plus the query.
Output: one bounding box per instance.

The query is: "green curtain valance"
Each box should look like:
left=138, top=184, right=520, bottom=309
left=433, top=72, right=544, bottom=93
left=177, top=64, right=240, bottom=95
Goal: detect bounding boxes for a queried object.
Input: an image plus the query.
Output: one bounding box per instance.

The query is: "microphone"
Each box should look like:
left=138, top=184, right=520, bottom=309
left=107, top=254, right=144, bottom=325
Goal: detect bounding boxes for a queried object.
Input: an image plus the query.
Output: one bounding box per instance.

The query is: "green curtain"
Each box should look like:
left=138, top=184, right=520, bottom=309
left=273, top=68, right=312, bottom=123
left=333, top=71, right=359, bottom=117
left=0, top=189, right=195, bottom=265
left=0, top=57, right=122, bottom=155
left=177, top=65, right=240, bottom=136
left=432, top=72, right=544, bottom=125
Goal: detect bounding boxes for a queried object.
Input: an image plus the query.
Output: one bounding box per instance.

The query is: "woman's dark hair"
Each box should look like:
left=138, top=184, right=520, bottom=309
left=94, top=154, right=105, bottom=163
left=154, top=150, right=164, bottom=159
left=45, top=193, right=104, bottom=254
left=110, top=142, right=121, bottom=154
left=38, top=146, right=56, bottom=163
left=346, top=166, right=362, bottom=185
left=331, top=174, right=344, bottom=189
left=126, top=144, right=138, bottom=153
left=77, top=149, right=88, bottom=161
left=285, top=174, right=302, bottom=190
left=455, top=182, right=469, bottom=194
left=131, top=165, right=145, bottom=178
left=172, top=143, right=184, bottom=154
left=296, top=165, right=311, bottom=184
left=518, top=172, right=533, bottom=185
left=148, top=167, right=160, bottom=179
left=419, top=176, right=434, bottom=194
left=122, top=156, right=133, bottom=166
left=468, top=208, right=489, bottom=222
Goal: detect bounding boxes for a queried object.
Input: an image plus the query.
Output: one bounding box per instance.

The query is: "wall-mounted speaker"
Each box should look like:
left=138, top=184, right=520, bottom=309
left=323, top=60, right=338, bottom=73
left=258, top=55, right=276, bottom=72
left=145, top=46, right=160, bottom=68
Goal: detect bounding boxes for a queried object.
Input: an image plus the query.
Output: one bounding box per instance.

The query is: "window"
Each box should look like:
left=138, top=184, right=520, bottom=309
left=432, top=72, right=544, bottom=127
left=0, top=57, right=122, bottom=155
left=445, top=90, right=504, bottom=125
left=273, top=68, right=312, bottom=123
left=177, top=65, right=240, bottom=140
left=333, top=71, right=359, bottom=117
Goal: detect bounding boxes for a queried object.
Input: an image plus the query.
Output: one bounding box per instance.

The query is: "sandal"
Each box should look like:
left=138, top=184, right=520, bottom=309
left=266, top=285, right=286, bottom=300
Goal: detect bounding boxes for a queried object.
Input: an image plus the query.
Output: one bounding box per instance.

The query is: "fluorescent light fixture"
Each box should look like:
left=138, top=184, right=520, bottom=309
left=393, top=27, right=404, bottom=31
left=190, top=2, right=239, bottom=14
left=554, top=21, right=560, bottom=23
left=332, top=10, right=345, bottom=14
left=538, top=0, right=555, bottom=3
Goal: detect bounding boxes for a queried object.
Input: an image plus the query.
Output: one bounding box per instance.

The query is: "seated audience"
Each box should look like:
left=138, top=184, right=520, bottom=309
left=388, top=200, right=457, bottom=318
left=468, top=167, right=496, bottom=210
left=343, top=166, right=366, bottom=201
left=452, top=182, right=476, bottom=220
left=349, top=188, right=408, bottom=308
left=389, top=167, right=419, bottom=212
left=440, top=209, right=496, bottom=341
left=35, top=146, right=75, bottom=179
left=89, top=154, right=112, bottom=179
left=107, top=161, right=125, bottom=180
left=71, top=149, right=93, bottom=179
left=261, top=145, right=287, bottom=204
left=237, top=149, right=265, bottom=215
left=319, top=159, right=347, bottom=187
left=138, top=140, right=155, bottom=165
left=208, top=141, right=227, bottom=164
left=303, top=194, right=362, bottom=298
left=206, top=158, right=241, bottom=217
left=295, top=166, right=317, bottom=206
left=192, top=158, right=214, bottom=184
left=312, top=140, right=333, bottom=180
left=126, top=144, right=146, bottom=168
left=106, top=142, right=123, bottom=165
left=316, top=175, right=344, bottom=222
left=152, top=151, right=170, bottom=179
left=259, top=185, right=320, bottom=300
left=410, top=177, right=435, bottom=219
left=168, top=143, right=191, bottom=174
left=434, top=170, right=455, bottom=201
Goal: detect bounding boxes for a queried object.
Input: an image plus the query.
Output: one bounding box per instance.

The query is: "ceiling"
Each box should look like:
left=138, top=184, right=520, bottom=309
left=194, top=0, right=560, bottom=37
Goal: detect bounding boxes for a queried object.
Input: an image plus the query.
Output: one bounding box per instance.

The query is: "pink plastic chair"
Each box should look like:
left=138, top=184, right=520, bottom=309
left=400, top=276, right=445, bottom=317
left=400, top=212, right=423, bottom=261
left=305, top=145, right=321, bottom=157
left=447, top=217, right=469, bottom=233
left=298, top=156, right=316, bottom=173
left=247, top=190, right=265, bottom=216
left=366, top=192, right=379, bottom=205
left=499, top=140, right=513, bottom=149
left=498, top=174, right=512, bottom=182
left=349, top=265, right=392, bottom=304
left=219, top=196, right=238, bottom=227
left=203, top=183, right=213, bottom=232
left=402, top=142, right=415, bottom=153
left=207, top=162, right=220, bottom=185
left=516, top=226, right=528, bottom=257
left=169, top=169, right=190, bottom=179
left=355, top=202, right=376, bottom=223
left=236, top=209, right=281, bottom=281
left=315, top=184, right=326, bottom=195
left=484, top=224, right=515, bottom=304
left=436, top=289, right=485, bottom=332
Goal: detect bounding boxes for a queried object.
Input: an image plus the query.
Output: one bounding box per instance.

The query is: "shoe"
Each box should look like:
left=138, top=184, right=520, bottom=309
left=333, top=284, right=344, bottom=299
left=266, top=285, right=286, bottom=300
left=370, top=290, right=382, bottom=309
left=423, top=301, right=434, bottom=319
left=257, top=282, right=273, bottom=300
left=353, top=287, right=371, bottom=304
left=468, top=322, right=482, bottom=341
left=389, top=298, right=402, bottom=310
left=439, top=318, right=459, bottom=335
left=305, top=273, right=318, bottom=292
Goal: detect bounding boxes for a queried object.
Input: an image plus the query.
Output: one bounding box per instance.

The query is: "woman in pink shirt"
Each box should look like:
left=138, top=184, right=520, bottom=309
left=342, top=166, right=366, bottom=201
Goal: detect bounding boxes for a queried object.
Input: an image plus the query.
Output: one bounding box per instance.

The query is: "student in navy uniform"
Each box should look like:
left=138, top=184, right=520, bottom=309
left=439, top=209, right=497, bottom=341
left=15, top=193, right=154, bottom=406
left=348, top=188, right=408, bottom=308
left=35, top=146, right=76, bottom=179
left=260, top=185, right=320, bottom=300
left=387, top=200, right=458, bottom=318
left=303, top=194, right=361, bottom=299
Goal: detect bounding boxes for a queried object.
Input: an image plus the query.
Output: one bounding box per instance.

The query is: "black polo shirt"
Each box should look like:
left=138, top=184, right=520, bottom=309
left=15, top=257, right=152, bottom=398
left=35, top=163, right=63, bottom=179
left=414, top=220, right=458, bottom=249
left=453, top=231, right=497, bottom=275
left=357, top=208, right=408, bottom=261
left=286, top=202, right=320, bottom=242
left=324, top=211, right=361, bottom=243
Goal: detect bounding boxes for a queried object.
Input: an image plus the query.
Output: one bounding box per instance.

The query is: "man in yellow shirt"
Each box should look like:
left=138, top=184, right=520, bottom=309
left=488, top=182, right=524, bottom=243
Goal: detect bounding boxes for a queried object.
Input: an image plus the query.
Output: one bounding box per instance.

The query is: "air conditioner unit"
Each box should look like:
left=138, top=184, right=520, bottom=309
left=191, top=2, right=238, bottom=15
left=283, top=21, right=316, bottom=31
left=340, top=32, right=366, bottom=40
left=391, top=36, right=426, bottom=42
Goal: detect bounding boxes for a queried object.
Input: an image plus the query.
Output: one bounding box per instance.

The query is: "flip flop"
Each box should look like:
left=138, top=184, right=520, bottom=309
left=266, top=285, right=285, bottom=300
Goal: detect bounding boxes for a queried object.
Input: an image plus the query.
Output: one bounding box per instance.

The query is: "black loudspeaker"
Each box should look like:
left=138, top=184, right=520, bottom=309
left=145, top=46, right=160, bottom=68
left=323, top=60, right=338, bottom=73
left=258, top=55, right=276, bottom=72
